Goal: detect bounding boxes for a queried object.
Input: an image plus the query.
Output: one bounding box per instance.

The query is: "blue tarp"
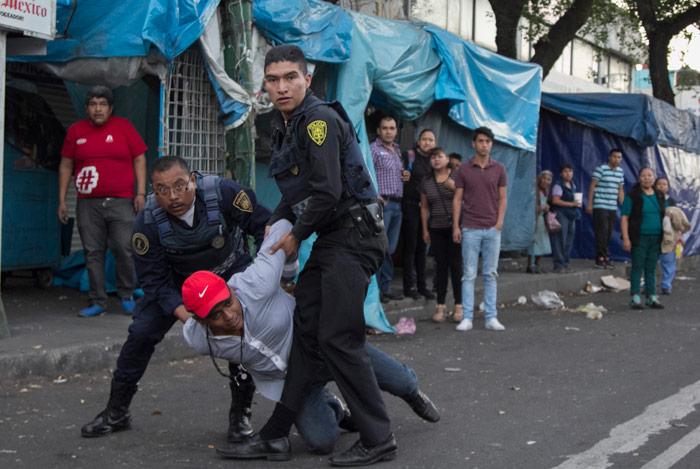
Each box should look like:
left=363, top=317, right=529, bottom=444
left=538, top=94, right=700, bottom=260
left=9, top=0, right=219, bottom=62
left=541, top=93, right=700, bottom=155
left=253, top=0, right=353, bottom=63
left=425, top=25, right=542, bottom=153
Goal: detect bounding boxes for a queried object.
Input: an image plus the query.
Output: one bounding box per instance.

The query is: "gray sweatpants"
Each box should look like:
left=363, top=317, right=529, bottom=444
left=76, top=197, right=135, bottom=308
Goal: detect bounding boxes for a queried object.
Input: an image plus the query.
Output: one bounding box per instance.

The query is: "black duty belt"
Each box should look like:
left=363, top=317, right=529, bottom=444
left=381, top=195, right=401, bottom=203
left=317, top=212, right=356, bottom=236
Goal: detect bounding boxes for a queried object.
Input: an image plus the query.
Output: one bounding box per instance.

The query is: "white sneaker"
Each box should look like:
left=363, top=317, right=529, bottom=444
left=485, top=318, right=505, bottom=331
left=455, top=318, right=473, bottom=331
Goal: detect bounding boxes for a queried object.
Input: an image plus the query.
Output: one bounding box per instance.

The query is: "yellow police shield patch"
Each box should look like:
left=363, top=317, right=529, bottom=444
left=132, top=233, right=149, bottom=256
left=307, top=120, right=327, bottom=146
left=233, top=190, right=253, bottom=213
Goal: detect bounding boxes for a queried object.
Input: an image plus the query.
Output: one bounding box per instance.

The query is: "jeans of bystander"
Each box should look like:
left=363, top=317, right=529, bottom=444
left=460, top=227, right=501, bottom=320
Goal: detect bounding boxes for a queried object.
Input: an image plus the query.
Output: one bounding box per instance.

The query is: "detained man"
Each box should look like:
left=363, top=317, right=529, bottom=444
left=180, top=220, right=440, bottom=459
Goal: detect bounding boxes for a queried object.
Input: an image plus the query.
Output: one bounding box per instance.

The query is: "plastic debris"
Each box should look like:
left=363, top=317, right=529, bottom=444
left=576, top=303, right=608, bottom=313
left=564, top=326, right=581, bottom=331
left=527, top=441, right=536, bottom=445
left=530, top=290, right=565, bottom=309
left=478, top=301, right=485, bottom=311
left=676, top=276, right=696, bottom=281
left=585, top=282, right=602, bottom=293
left=394, top=317, right=416, bottom=335
left=576, top=302, right=607, bottom=319
left=444, top=367, right=461, bottom=372
left=53, top=376, right=67, bottom=384
left=517, top=296, right=527, bottom=304
left=600, top=275, right=630, bottom=291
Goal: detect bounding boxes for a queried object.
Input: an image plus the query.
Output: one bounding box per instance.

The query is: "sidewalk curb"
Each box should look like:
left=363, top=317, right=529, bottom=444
left=1, top=262, right=628, bottom=383
left=379, top=264, right=628, bottom=321
left=1, top=328, right=192, bottom=384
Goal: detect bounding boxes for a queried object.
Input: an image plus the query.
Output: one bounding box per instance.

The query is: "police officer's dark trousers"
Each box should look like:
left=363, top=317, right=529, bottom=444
left=280, top=225, right=391, bottom=446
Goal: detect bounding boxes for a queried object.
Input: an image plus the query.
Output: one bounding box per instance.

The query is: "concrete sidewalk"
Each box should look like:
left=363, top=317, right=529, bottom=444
left=0, top=258, right=627, bottom=383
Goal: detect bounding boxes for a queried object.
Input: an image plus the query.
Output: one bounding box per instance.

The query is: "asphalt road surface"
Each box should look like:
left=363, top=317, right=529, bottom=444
left=2, top=272, right=700, bottom=468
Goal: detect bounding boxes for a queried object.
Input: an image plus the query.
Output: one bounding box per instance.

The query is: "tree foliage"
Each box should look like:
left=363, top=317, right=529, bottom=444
left=626, top=0, right=700, bottom=105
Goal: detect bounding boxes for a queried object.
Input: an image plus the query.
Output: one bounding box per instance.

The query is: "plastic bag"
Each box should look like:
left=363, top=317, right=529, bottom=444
left=530, top=290, right=565, bottom=309
left=394, top=317, right=416, bottom=335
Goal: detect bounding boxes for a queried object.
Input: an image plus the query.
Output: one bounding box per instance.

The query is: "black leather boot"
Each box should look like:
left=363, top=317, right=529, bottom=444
left=81, top=379, right=138, bottom=438
left=228, top=375, right=255, bottom=442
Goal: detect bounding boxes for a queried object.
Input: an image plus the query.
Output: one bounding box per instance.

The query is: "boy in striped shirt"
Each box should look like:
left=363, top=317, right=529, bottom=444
left=586, top=149, right=625, bottom=268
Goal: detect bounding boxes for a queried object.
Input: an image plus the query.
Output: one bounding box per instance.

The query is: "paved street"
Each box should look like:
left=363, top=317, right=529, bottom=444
left=1, top=272, right=700, bottom=468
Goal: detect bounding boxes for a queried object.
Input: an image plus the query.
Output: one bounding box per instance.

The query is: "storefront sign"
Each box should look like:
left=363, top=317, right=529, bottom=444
left=0, top=0, right=55, bottom=40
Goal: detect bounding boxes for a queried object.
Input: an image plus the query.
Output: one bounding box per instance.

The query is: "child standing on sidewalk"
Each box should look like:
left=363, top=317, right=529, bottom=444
left=653, top=177, right=677, bottom=295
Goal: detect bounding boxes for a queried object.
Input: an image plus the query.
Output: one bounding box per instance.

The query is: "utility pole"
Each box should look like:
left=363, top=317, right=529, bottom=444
left=220, top=0, right=255, bottom=189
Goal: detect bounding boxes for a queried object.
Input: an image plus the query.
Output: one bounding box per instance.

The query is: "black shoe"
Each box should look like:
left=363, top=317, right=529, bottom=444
left=228, top=375, right=255, bottom=442
left=418, top=289, right=436, bottom=300
left=662, top=288, right=672, bottom=295
left=329, top=434, right=398, bottom=467
left=216, top=433, right=291, bottom=461
left=404, top=290, right=422, bottom=300
left=404, top=390, right=440, bottom=423
left=594, top=260, right=607, bottom=269
left=81, top=380, right=137, bottom=438
left=386, top=291, right=404, bottom=301
left=81, top=408, right=131, bottom=437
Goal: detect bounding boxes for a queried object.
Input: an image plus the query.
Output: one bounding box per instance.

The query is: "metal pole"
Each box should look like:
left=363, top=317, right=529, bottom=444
left=221, top=0, right=255, bottom=189
left=0, top=29, right=10, bottom=339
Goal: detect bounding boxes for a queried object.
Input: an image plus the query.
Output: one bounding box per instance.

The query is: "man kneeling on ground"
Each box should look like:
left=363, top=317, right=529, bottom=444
left=180, top=220, right=440, bottom=458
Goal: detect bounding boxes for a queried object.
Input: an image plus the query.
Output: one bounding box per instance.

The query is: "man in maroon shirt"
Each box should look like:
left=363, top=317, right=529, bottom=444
left=452, top=127, right=507, bottom=332
left=58, top=86, right=147, bottom=317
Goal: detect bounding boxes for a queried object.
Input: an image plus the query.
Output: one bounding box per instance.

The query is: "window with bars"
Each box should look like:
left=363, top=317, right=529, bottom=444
left=162, top=46, right=227, bottom=177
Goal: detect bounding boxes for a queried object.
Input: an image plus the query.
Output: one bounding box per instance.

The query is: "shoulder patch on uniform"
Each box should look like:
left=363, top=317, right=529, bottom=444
left=132, top=233, right=149, bottom=256
left=307, top=120, right=327, bottom=146
left=233, top=190, right=253, bottom=213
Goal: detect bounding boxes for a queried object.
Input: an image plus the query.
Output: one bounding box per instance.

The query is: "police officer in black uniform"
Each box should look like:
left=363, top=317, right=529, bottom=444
left=216, top=45, right=399, bottom=467
left=80, top=155, right=270, bottom=442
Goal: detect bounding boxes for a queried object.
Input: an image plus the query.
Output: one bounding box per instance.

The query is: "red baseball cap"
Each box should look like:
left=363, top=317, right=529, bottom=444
left=182, top=271, right=230, bottom=318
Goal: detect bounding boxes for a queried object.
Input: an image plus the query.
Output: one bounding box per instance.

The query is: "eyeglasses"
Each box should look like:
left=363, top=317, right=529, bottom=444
left=154, top=180, right=191, bottom=197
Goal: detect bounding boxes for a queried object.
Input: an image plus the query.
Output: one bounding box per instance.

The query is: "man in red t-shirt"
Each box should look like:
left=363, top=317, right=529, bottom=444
left=58, top=85, right=147, bottom=317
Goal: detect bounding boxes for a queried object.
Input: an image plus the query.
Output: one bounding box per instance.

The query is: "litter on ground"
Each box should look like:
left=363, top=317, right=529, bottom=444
left=600, top=275, right=630, bottom=292
left=531, top=290, right=565, bottom=309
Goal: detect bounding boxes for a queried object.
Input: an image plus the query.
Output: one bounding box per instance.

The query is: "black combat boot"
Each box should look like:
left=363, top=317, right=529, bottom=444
left=81, top=379, right=138, bottom=438
left=228, top=375, right=255, bottom=442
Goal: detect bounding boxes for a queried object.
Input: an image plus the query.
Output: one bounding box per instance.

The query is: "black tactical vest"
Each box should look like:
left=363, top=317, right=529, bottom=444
left=143, top=174, right=243, bottom=277
left=267, top=94, right=377, bottom=223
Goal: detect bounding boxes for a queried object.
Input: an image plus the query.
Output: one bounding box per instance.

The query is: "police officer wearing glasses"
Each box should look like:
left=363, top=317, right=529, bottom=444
left=80, top=155, right=270, bottom=442
left=219, top=45, right=397, bottom=467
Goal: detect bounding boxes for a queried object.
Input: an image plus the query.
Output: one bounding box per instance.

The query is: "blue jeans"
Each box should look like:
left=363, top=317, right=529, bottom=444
left=551, top=213, right=576, bottom=270
left=659, top=251, right=676, bottom=291
left=461, top=227, right=501, bottom=320
left=295, top=343, right=418, bottom=454
left=377, top=200, right=402, bottom=294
